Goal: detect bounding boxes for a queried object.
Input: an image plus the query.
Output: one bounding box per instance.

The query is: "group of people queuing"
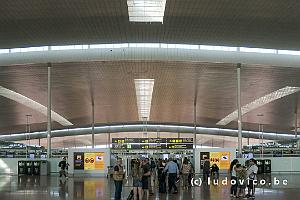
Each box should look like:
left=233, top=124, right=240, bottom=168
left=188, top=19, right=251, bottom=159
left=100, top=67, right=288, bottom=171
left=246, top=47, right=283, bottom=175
left=113, top=157, right=194, bottom=200
left=229, top=158, right=258, bottom=199
left=113, top=157, right=258, bottom=200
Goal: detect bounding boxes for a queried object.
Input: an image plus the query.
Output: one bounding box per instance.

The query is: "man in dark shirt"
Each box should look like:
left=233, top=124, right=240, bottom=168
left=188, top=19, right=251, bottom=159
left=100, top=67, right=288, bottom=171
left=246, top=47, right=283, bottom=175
left=113, top=158, right=125, bottom=200
left=58, top=157, right=68, bottom=178
left=203, top=158, right=210, bottom=183
left=142, top=158, right=151, bottom=198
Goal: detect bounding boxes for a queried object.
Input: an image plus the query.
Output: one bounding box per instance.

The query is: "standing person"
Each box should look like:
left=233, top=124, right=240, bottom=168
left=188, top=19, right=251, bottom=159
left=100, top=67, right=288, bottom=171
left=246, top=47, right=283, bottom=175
left=236, top=165, right=247, bottom=199
left=246, top=159, right=258, bottom=199
left=188, top=158, right=194, bottom=187
left=113, top=158, right=125, bottom=200
left=141, top=158, right=151, bottom=199
left=149, top=158, right=156, bottom=195
left=181, top=158, right=192, bottom=189
left=203, top=158, right=210, bottom=183
left=163, top=158, right=179, bottom=194
left=157, top=159, right=167, bottom=193
left=229, top=159, right=239, bottom=198
left=58, top=157, right=69, bottom=178
left=173, top=160, right=180, bottom=183
left=132, top=160, right=143, bottom=200
left=210, top=164, right=219, bottom=180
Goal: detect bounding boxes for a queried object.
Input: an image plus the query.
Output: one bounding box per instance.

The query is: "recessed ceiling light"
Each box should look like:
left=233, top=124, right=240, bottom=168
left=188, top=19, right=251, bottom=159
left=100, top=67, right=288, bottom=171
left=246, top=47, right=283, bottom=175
left=217, top=86, right=300, bottom=125
left=127, top=0, right=167, bottom=23
left=0, top=86, right=73, bottom=126
left=134, top=79, right=155, bottom=121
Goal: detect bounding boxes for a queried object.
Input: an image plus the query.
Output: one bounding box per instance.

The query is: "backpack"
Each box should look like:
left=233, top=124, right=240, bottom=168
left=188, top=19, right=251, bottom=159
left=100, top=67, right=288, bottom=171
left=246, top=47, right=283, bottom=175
left=182, top=164, right=191, bottom=174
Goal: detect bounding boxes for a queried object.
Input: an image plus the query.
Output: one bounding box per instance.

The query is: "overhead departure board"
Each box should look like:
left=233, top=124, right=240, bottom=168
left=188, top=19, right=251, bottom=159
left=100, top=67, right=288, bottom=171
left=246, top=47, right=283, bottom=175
left=112, top=138, right=193, bottom=149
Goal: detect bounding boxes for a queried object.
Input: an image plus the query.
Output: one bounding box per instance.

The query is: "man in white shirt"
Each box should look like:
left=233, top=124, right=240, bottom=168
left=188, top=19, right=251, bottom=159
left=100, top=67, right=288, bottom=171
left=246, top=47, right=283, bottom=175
left=246, top=159, right=258, bottom=199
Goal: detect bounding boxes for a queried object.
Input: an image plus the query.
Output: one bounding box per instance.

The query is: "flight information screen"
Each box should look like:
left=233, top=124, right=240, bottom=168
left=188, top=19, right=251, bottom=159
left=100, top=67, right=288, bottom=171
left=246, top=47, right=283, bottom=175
left=111, top=138, right=193, bottom=149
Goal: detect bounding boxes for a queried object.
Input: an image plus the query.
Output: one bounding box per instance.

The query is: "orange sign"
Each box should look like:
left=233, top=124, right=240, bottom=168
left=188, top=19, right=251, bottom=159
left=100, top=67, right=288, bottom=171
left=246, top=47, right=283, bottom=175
left=209, top=152, right=231, bottom=170
left=219, top=152, right=230, bottom=169
left=210, top=152, right=220, bottom=168
left=84, top=152, right=105, bottom=170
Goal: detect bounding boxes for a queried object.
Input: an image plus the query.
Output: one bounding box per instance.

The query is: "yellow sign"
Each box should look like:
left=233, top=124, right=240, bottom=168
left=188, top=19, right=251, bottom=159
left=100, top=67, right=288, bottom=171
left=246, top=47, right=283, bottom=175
left=84, top=152, right=105, bottom=170
left=210, top=152, right=220, bottom=168
left=209, top=152, right=231, bottom=170
left=219, top=152, right=230, bottom=169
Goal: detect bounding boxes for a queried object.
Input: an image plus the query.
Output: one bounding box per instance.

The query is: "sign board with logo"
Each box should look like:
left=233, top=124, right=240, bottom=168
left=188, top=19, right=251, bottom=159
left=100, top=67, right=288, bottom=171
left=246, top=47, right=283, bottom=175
left=219, top=152, right=231, bottom=169
left=74, top=152, right=84, bottom=170
left=200, top=151, right=231, bottom=170
left=74, top=152, right=105, bottom=170
left=84, top=152, right=105, bottom=170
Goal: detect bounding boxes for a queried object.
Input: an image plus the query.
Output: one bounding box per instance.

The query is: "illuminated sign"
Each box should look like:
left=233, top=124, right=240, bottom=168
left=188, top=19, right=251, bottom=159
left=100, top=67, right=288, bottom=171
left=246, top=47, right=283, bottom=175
left=74, top=152, right=84, bottom=170
left=84, top=152, right=105, bottom=170
left=167, top=144, right=193, bottom=149
left=74, top=152, right=105, bottom=170
left=200, top=152, right=231, bottom=170
left=112, top=138, right=193, bottom=149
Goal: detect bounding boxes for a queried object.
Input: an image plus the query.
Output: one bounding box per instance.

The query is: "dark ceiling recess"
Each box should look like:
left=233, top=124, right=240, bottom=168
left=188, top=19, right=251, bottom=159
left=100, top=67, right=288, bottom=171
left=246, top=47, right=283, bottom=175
left=1, top=0, right=300, bottom=49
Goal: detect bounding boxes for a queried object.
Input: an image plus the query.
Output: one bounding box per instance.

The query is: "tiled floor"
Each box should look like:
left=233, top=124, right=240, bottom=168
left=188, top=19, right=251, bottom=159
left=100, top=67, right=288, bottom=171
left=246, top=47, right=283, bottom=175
left=0, top=174, right=299, bottom=199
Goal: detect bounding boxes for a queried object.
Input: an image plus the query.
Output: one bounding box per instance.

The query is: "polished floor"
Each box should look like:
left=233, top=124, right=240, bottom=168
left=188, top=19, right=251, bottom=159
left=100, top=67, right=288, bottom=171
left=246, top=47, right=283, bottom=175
left=0, top=174, right=300, bottom=200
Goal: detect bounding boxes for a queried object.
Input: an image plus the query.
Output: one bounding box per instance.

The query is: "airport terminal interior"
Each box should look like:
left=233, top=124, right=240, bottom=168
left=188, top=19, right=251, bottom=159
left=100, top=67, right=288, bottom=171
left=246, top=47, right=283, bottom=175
left=1, top=1, right=300, bottom=200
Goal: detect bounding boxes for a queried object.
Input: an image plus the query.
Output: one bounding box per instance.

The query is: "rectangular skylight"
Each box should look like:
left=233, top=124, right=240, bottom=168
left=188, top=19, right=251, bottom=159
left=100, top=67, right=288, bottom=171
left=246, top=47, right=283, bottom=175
left=10, top=46, right=49, bottom=53
left=89, top=43, right=129, bottom=49
left=129, top=43, right=160, bottom=48
left=50, top=45, right=88, bottom=51
left=160, top=44, right=199, bottom=49
left=200, top=45, right=237, bottom=52
left=217, top=86, right=300, bottom=125
left=134, top=79, right=155, bottom=121
left=127, top=0, right=167, bottom=23
left=278, top=50, right=300, bottom=56
left=240, top=47, right=277, bottom=54
left=0, top=86, right=73, bottom=126
left=0, top=49, right=10, bottom=54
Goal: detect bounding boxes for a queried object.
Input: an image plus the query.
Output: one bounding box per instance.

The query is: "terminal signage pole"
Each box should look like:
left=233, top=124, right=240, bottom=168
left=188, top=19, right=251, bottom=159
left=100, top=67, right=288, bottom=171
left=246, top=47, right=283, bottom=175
left=47, top=63, right=52, bottom=159
left=237, top=63, right=242, bottom=158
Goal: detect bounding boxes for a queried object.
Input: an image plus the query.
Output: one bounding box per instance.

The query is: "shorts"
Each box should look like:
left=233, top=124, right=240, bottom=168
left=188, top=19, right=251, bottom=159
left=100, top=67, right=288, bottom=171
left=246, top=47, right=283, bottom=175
left=133, top=179, right=143, bottom=187
left=142, top=177, right=149, bottom=189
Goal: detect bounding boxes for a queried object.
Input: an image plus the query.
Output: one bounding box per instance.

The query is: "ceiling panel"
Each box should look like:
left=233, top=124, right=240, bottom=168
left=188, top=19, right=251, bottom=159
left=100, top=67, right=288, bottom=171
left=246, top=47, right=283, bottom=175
left=0, top=61, right=299, bottom=135
left=1, top=0, right=300, bottom=49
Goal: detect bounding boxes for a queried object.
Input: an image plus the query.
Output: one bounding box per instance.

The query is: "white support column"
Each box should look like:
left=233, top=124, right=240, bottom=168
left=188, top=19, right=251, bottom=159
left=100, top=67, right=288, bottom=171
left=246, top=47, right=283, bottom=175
left=261, top=124, right=264, bottom=158
left=237, top=63, right=243, bottom=158
left=47, top=63, right=52, bottom=159
left=295, top=112, right=298, bottom=139
left=108, top=132, right=111, bottom=149
left=193, top=103, right=197, bottom=150
left=92, top=102, right=95, bottom=148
